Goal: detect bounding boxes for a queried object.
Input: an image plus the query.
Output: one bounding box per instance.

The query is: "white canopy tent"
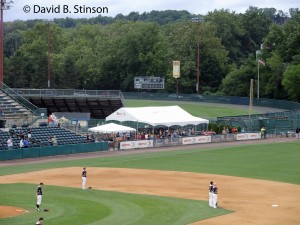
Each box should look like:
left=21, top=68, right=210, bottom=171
left=105, top=106, right=209, bottom=127
left=88, top=122, right=136, bottom=133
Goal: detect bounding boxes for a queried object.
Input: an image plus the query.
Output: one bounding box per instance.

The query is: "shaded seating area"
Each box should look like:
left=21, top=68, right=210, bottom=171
left=0, top=126, right=88, bottom=150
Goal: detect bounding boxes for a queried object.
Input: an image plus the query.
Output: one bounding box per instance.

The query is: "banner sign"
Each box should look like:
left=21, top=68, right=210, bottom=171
left=211, top=135, right=223, bottom=143
left=120, top=140, right=153, bottom=150
left=236, top=133, right=261, bottom=141
left=182, top=135, right=211, bottom=145
left=173, top=61, right=180, bottom=78
left=154, top=138, right=182, bottom=147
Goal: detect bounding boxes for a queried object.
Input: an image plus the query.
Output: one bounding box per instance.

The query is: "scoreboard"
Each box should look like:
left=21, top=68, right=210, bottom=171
left=134, top=76, right=164, bottom=90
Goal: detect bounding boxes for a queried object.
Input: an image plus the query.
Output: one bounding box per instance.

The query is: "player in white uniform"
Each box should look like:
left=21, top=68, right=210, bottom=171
left=212, top=183, right=218, bottom=208
left=36, top=183, right=44, bottom=211
left=82, top=167, right=87, bottom=190
left=208, top=181, right=214, bottom=207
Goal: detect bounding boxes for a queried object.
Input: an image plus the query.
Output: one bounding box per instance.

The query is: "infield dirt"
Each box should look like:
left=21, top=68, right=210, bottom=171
left=0, top=138, right=299, bottom=224
left=0, top=166, right=300, bottom=225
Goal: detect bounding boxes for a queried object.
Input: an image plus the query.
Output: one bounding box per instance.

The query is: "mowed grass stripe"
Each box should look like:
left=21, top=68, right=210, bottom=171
left=1, top=141, right=299, bottom=184
left=0, top=183, right=231, bottom=225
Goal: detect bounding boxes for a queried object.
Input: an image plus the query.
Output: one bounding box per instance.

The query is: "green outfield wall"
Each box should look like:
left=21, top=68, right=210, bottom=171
left=0, top=142, right=108, bottom=161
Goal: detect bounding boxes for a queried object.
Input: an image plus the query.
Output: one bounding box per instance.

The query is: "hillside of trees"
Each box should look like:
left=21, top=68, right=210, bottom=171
left=3, top=7, right=300, bottom=101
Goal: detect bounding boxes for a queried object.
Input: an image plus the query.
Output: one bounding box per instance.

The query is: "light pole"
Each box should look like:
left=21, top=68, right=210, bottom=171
left=192, top=17, right=203, bottom=95
left=45, top=20, right=52, bottom=88
left=0, top=0, right=13, bottom=85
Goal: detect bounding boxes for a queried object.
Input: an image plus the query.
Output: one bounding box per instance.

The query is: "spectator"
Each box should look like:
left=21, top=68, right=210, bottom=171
left=296, top=128, right=300, bottom=139
left=23, top=138, right=29, bottom=148
left=260, top=127, right=265, bottom=139
left=48, top=114, right=53, bottom=126
left=0, top=109, right=3, bottom=117
left=19, top=138, right=24, bottom=148
left=231, top=127, right=235, bottom=134
left=86, top=133, right=91, bottom=143
left=226, top=127, right=229, bottom=135
left=52, top=113, right=58, bottom=126
left=222, top=127, right=226, bottom=140
left=52, top=136, right=58, bottom=146
left=27, top=127, right=32, bottom=140
left=48, top=136, right=53, bottom=146
left=263, top=127, right=267, bottom=139
left=7, top=137, right=13, bottom=150
left=19, top=130, right=25, bottom=140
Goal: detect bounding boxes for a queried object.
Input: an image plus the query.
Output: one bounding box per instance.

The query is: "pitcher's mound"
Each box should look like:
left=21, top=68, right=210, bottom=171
left=0, top=206, right=27, bottom=218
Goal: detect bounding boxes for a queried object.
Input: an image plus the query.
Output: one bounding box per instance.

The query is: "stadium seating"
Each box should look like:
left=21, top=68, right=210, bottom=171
left=0, top=126, right=88, bottom=150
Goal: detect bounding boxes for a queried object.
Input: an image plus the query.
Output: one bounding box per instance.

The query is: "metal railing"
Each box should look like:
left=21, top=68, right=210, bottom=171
left=0, top=83, right=48, bottom=127
left=13, top=88, right=124, bottom=99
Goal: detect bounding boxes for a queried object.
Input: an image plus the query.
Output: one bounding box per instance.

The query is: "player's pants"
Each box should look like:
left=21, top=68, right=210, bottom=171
left=82, top=177, right=87, bottom=189
left=212, top=193, right=218, bottom=208
left=209, top=192, right=213, bottom=207
left=36, top=195, right=42, bottom=205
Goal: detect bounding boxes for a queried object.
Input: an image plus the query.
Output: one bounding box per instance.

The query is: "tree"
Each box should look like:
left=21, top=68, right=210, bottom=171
left=206, top=9, right=245, bottom=64
left=242, top=6, right=273, bottom=54
left=260, top=52, right=287, bottom=99
left=221, top=57, right=257, bottom=97
left=282, top=64, right=300, bottom=101
left=164, top=21, right=228, bottom=94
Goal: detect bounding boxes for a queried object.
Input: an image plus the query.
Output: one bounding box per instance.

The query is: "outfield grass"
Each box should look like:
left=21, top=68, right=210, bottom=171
left=0, top=184, right=230, bottom=225
left=1, top=141, right=299, bottom=225
left=124, top=99, right=253, bottom=118
left=1, top=142, right=299, bottom=184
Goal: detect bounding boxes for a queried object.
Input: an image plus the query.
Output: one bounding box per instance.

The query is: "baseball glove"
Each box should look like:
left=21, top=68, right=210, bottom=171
left=43, top=209, right=49, bottom=212
left=88, top=186, right=92, bottom=189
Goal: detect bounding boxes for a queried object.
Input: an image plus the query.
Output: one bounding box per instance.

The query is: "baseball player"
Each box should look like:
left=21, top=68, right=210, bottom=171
left=82, top=167, right=87, bottom=190
left=208, top=181, right=214, bottom=207
left=212, top=183, right=218, bottom=208
left=35, top=217, right=44, bottom=225
left=36, top=182, right=44, bottom=211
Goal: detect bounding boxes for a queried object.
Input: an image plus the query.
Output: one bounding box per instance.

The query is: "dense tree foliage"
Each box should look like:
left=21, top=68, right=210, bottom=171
left=2, top=7, right=300, bottom=102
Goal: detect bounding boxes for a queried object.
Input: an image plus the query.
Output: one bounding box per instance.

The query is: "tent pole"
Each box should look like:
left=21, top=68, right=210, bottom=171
left=136, top=120, right=139, bottom=140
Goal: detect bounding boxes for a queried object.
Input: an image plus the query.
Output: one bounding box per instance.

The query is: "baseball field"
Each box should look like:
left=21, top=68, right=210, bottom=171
left=0, top=138, right=299, bottom=225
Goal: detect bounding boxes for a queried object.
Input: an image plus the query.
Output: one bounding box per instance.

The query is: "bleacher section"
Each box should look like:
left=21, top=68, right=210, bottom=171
left=0, top=91, right=33, bottom=121
left=0, top=126, right=89, bottom=150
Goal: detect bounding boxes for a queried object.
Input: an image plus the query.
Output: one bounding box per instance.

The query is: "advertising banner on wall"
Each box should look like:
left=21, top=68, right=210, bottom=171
left=182, top=135, right=211, bottom=145
left=120, top=140, right=153, bottom=150
left=236, top=133, right=261, bottom=140
left=154, top=138, right=182, bottom=147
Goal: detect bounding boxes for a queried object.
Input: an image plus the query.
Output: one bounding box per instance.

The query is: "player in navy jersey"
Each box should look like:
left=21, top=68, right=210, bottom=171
left=209, top=181, right=214, bottom=207
left=35, top=217, right=43, bottom=224
left=36, top=183, right=44, bottom=211
left=82, top=167, right=87, bottom=189
left=212, top=183, right=218, bottom=208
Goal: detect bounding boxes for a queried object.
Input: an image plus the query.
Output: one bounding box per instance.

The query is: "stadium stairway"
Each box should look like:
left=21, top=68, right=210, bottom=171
left=0, top=90, right=35, bottom=126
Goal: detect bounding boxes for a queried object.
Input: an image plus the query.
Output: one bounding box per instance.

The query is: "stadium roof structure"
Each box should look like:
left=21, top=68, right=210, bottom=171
left=88, top=122, right=136, bottom=133
left=106, top=105, right=209, bottom=127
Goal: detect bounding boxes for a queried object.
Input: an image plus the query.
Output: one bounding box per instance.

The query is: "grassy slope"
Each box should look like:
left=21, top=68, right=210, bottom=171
left=124, top=99, right=252, bottom=118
